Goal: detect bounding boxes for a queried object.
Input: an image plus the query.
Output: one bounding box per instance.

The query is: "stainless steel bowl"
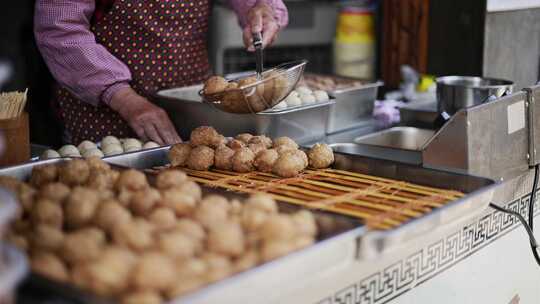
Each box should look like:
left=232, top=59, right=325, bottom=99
left=436, top=76, right=513, bottom=114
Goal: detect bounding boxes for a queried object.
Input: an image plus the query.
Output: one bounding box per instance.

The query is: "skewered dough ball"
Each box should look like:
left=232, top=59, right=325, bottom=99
left=58, top=145, right=81, bottom=157
left=94, top=200, right=132, bottom=232
left=186, top=146, right=215, bottom=171
left=190, top=126, right=225, bottom=148
left=62, top=228, right=105, bottom=264
left=38, top=182, right=70, bottom=203
left=214, top=145, right=235, bottom=170
left=41, top=149, right=61, bottom=159
left=232, top=147, right=255, bottom=173
left=32, top=224, right=64, bottom=252
left=65, top=186, right=100, bottom=228
left=207, top=221, right=245, bottom=257
left=143, top=141, right=160, bottom=149
left=272, top=152, right=305, bottom=177
left=248, top=143, right=266, bottom=156
left=313, top=90, right=330, bottom=102
left=155, top=169, right=188, bottom=189
left=132, top=252, right=177, bottom=291
left=308, top=143, right=334, bottom=169
left=204, top=76, right=228, bottom=94
left=284, top=94, right=301, bottom=107
left=148, top=207, right=177, bottom=231
left=31, top=199, right=63, bottom=229
left=59, top=159, right=90, bottom=186
left=102, top=136, right=121, bottom=146
left=112, top=218, right=154, bottom=251
left=227, top=139, right=245, bottom=150
left=31, top=252, right=69, bottom=282
left=248, top=135, right=272, bottom=148
left=273, top=136, right=298, bottom=149
left=235, top=133, right=253, bottom=143
left=82, top=148, right=104, bottom=159
left=115, top=169, right=148, bottom=191
left=130, top=188, right=161, bottom=216
left=254, top=149, right=278, bottom=173
left=122, top=138, right=142, bottom=152
left=168, top=143, right=192, bottom=167
left=296, top=86, right=312, bottom=95
left=122, top=291, right=163, bottom=304
left=78, top=140, right=97, bottom=154
left=158, top=231, right=197, bottom=259
left=102, top=144, right=123, bottom=156
left=30, top=164, right=58, bottom=187
left=300, top=93, right=316, bottom=104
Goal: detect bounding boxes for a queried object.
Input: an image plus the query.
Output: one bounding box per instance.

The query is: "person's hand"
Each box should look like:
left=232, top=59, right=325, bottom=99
left=243, top=2, right=281, bottom=51
left=109, top=87, right=182, bottom=145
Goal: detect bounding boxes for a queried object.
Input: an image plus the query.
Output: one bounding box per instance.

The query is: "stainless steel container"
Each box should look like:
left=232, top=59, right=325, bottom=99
left=436, top=76, right=513, bottom=114
left=154, top=85, right=333, bottom=144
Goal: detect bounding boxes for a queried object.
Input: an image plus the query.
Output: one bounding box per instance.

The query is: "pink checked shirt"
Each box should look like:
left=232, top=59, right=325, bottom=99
left=34, top=0, right=288, bottom=107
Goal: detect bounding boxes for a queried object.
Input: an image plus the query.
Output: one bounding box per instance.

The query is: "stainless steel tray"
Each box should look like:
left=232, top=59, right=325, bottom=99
left=0, top=158, right=359, bottom=304
left=105, top=147, right=498, bottom=258
left=154, top=85, right=332, bottom=145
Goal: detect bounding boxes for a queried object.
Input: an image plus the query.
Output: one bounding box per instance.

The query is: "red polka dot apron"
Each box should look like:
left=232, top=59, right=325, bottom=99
left=55, top=0, right=212, bottom=144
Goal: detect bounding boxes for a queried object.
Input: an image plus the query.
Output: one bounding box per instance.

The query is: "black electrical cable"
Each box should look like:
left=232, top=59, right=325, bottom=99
left=489, top=163, right=540, bottom=267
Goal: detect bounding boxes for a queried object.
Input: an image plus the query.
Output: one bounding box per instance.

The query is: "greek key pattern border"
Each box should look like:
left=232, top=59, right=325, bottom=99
left=317, top=192, right=540, bottom=304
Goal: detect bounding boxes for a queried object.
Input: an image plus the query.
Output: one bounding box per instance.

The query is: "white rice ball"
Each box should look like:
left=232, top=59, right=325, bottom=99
left=299, top=93, right=316, bottom=104
left=284, top=94, right=302, bottom=107
left=313, top=90, right=330, bottom=102
left=58, top=145, right=81, bottom=157
left=40, top=149, right=61, bottom=160
left=273, top=101, right=288, bottom=110
left=143, top=141, right=160, bottom=149
left=296, top=86, right=312, bottom=95
left=122, top=138, right=142, bottom=151
left=101, top=136, right=120, bottom=146
left=77, top=140, right=97, bottom=154
left=82, top=148, right=104, bottom=158
left=102, top=144, right=124, bottom=156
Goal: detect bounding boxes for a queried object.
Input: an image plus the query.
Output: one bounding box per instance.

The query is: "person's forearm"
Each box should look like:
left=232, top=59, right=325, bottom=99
left=34, top=0, right=132, bottom=106
left=228, top=0, right=289, bottom=29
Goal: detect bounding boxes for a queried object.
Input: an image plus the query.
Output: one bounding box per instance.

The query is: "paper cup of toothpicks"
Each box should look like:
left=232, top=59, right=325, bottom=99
left=0, top=89, right=30, bottom=166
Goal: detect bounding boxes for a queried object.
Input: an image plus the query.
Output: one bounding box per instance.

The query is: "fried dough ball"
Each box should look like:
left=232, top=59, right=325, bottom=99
left=241, top=207, right=269, bottom=232
left=204, top=76, right=228, bottom=95
left=283, top=149, right=308, bottom=168
left=62, top=228, right=105, bottom=264
left=235, top=133, right=253, bottom=143
left=190, top=126, right=224, bottom=148
left=30, top=164, right=58, bottom=187
left=32, top=199, right=63, bottom=229
left=275, top=144, right=296, bottom=155
left=245, top=193, right=278, bottom=213
left=122, top=291, right=163, bottom=304
left=161, top=187, right=197, bottom=216
left=248, top=143, right=267, bottom=156
left=159, top=231, right=197, bottom=259
left=31, top=252, right=69, bottom=282
left=202, top=253, right=233, bottom=283
left=249, top=135, right=272, bottom=148
left=175, top=258, right=208, bottom=280
left=94, top=200, right=132, bottom=232
left=71, top=263, right=91, bottom=289
left=292, top=236, right=315, bottom=251
left=291, top=210, right=317, bottom=237
left=132, top=252, right=177, bottom=291
left=261, top=240, right=295, bottom=262
left=254, top=149, right=279, bottom=173
left=273, top=136, right=298, bottom=150
left=112, top=218, right=154, bottom=251
left=194, top=198, right=228, bottom=229
left=186, top=146, right=215, bottom=171
left=38, top=182, right=70, bottom=203
left=59, top=159, right=90, bottom=186
left=65, top=186, right=100, bottom=228
left=232, top=147, right=255, bottom=173
left=116, top=169, right=148, bottom=191
left=166, top=276, right=206, bottom=299
left=168, top=143, right=192, bottom=167
left=308, top=143, right=334, bottom=169
left=260, top=214, right=296, bottom=241
left=272, top=152, right=305, bottom=177
left=155, top=169, right=188, bottom=189
left=86, top=169, right=118, bottom=190
left=85, top=156, right=111, bottom=172
left=18, top=183, right=37, bottom=212
left=32, top=225, right=64, bottom=252
left=226, top=139, right=245, bottom=150
left=85, top=246, right=137, bottom=296
left=130, top=188, right=161, bottom=216
left=207, top=221, right=245, bottom=257
left=214, top=145, right=235, bottom=170
left=148, top=207, right=177, bottom=231
left=174, top=218, right=206, bottom=243
left=234, top=250, right=259, bottom=273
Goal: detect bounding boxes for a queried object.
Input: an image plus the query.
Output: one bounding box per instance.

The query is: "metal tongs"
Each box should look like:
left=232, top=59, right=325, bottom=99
left=253, top=32, right=264, bottom=80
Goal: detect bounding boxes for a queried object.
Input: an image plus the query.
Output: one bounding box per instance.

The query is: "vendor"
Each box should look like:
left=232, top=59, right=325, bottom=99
left=34, top=0, right=288, bottom=145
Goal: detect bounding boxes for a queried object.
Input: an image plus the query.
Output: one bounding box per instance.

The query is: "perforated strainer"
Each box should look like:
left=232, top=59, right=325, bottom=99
left=200, top=59, right=308, bottom=114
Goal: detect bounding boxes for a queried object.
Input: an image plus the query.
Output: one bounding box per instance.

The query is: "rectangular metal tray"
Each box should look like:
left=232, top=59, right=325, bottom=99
left=154, top=85, right=332, bottom=145
left=0, top=158, right=360, bottom=304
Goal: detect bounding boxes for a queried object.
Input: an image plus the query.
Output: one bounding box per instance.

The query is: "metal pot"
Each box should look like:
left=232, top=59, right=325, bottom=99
left=436, top=76, right=513, bottom=114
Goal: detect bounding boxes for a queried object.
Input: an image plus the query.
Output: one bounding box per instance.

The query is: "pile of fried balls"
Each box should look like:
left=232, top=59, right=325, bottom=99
left=2, top=158, right=318, bottom=303
left=168, top=126, right=334, bottom=177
